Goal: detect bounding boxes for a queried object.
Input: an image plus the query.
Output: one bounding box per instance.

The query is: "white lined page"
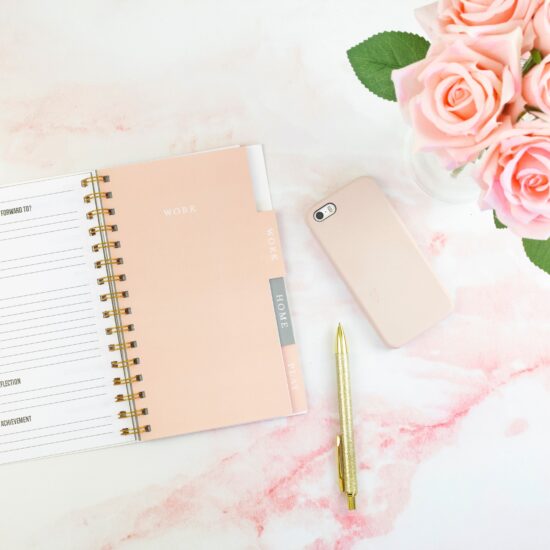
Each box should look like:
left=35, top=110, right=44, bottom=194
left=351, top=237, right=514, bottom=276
left=0, top=173, right=134, bottom=464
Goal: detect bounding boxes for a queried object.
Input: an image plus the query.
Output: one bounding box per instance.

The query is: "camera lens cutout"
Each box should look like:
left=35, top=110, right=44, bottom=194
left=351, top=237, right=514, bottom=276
left=313, top=202, right=337, bottom=222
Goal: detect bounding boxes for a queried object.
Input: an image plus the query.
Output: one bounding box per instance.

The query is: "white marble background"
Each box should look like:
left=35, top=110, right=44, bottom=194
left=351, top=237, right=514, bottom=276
left=1, top=1, right=550, bottom=549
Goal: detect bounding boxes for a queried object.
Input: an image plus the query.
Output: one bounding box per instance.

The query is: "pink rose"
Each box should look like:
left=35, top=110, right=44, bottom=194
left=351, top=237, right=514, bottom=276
left=477, top=125, right=550, bottom=239
left=392, top=30, right=522, bottom=169
left=417, top=0, right=541, bottom=51
left=533, top=0, right=550, bottom=53
left=522, top=53, right=550, bottom=121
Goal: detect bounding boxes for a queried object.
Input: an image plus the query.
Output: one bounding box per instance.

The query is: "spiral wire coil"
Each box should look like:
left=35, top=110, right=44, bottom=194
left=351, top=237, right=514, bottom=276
left=83, top=173, right=151, bottom=438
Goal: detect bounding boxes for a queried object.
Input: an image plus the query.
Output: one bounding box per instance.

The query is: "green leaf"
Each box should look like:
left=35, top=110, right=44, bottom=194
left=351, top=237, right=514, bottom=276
left=523, top=237, right=550, bottom=275
left=451, top=164, right=466, bottom=178
left=347, top=31, right=430, bottom=101
left=522, top=48, right=543, bottom=75
left=494, top=211, right=507, bottom=229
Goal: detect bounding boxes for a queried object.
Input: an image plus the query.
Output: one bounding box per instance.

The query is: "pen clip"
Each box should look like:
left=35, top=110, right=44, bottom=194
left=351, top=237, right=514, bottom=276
left=336, top=434, right=344, bottom=493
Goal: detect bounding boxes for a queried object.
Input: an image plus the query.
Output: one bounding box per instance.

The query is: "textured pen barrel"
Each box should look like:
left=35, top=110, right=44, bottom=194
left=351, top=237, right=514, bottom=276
left=335, top=325, right=357, bottom=507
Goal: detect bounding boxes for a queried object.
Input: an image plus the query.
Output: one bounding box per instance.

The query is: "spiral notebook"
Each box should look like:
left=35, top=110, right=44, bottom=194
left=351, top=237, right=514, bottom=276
left=0, top=145, right=306, bottom=465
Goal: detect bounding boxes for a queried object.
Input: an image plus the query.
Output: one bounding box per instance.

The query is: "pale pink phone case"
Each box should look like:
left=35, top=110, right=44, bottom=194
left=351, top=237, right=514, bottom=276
left=306, top=177, right=453, bottom=347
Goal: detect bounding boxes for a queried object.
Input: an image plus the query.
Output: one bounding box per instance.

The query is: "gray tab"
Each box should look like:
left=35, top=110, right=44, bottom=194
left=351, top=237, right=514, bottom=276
left=269, top=277, right=295, bottom=346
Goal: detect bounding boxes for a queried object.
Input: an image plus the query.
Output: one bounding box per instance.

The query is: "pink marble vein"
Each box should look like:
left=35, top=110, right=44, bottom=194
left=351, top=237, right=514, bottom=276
left=35, top=352, right=548, bottom=549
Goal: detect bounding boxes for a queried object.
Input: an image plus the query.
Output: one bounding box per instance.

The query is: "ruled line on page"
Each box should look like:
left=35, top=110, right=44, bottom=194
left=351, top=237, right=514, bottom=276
left=0, top=316, right=95, bottom=336
left=0, top=180, right=69, bottom=191
left=0, top=424, right=114, bottom=447
left=0, top=393, right=108, bottom=415
left=0, top=354, right=102, bottom=376
left=0, top=309, right=94, bottom=327
left=0, top=339, right=100, bottom=361
left=0, top=219, right=80, bottom=235
left=0, top=284, right=88, bottom=302
left=0, top=211, right=78, bottom=228
left=0, top=189, right=73, bottom=205
left=0, top=432, right=114, bottom=454
left=0, top=293, right=90, bottom=311
left=0, top=416, right=112, bottom=438
left=0, top=385, right=107, bottom=407
left=0, top=248, right=83, bottom=263
left=0, top=255, right=84, bottom=272
left=0, top=378, right=104, bottom=398
left=0, top=227, right=81, bottom=243
left=0, top=348, right=101, bottom=369
left=0, top=332, right=97, bottom=350
left=0, top=300, right=93, bottom=318
left=0, top=263, right=87, bottom=280
left=0, top=324, right=96, bottom=343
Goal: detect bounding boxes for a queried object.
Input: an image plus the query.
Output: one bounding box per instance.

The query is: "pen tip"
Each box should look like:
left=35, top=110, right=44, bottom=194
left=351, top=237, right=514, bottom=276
left=335, top=323, right=348, bottom=354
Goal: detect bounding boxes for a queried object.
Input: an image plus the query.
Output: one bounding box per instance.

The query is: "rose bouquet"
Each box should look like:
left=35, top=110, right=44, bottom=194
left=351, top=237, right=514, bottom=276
left=348, top=0, right=550, bottom=275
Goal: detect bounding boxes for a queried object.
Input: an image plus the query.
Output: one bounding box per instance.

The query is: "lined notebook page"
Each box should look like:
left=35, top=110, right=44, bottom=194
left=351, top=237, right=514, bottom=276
left=0, top=173, right=133, bottom=465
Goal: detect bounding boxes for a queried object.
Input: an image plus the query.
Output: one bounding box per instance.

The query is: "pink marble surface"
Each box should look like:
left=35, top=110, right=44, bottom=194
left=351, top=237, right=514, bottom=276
left=1, top=1, right=550, bottom=548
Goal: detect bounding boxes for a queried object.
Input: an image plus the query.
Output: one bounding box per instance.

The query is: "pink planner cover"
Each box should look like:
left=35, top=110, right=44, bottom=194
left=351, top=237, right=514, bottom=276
left=97, top=146, right=306, bottom=441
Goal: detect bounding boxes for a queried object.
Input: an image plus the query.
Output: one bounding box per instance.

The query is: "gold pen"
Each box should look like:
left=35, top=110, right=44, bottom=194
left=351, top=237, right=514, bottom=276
left=335, top=323, right=357, bottom=510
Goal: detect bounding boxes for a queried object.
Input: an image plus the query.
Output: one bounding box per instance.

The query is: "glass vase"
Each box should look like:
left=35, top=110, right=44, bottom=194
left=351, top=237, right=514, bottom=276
left=405, top=131, right=480, bottom=204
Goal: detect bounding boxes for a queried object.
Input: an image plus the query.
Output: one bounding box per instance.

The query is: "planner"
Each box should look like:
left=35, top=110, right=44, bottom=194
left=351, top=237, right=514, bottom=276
left=0, top=146, right=307, bottom=465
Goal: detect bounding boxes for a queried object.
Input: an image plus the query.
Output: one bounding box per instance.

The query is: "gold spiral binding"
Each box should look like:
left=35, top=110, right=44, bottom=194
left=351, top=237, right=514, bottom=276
left=109, top=341, right=137, bottom=352
left=89, top=224, right=117, bottom=236
left=81, top=175, right=109, bottom=188
left=103, top=307, right=131, bottom=318
left=84, top=191, right=112, bottom=203
left=119, top=408, right=148, bottom=419
left=111, top=358, right=140, bottom=368
left=93, top=241, right=120, bottom=253
left=82, top=172, right=148, bottom=439
left=106, top=323, right=134, bottom=335
left=100, top=290, right=129, bottom=302
left=121, top=426, right=151, bottom=436
left=98, top=274, right=126, bottom=285
left=116, top=391, right=146, bottom=402
left=95, top=257, right=123, bottom=268
left=87, top=207, right=114, bottom=220
left=114, top=374, right=143, bottom=386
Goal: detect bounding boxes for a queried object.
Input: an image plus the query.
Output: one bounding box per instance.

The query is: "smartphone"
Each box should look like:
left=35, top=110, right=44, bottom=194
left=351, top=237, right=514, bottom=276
left=306, top=177, right=452, bottom=347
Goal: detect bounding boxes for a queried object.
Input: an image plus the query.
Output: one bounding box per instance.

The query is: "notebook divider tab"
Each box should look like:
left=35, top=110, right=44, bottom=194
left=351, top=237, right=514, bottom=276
left=246, top=146, right=307, bottom=413
left=81, top=172, right=151, bottom=439
left=254, top=210, right=307, bottom=414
